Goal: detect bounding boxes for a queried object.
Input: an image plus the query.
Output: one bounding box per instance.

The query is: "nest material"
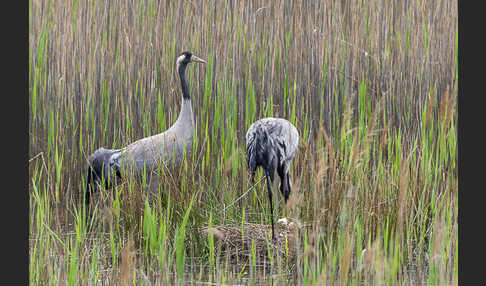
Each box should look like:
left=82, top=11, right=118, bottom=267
left=201, top=218, right=303, bottom=264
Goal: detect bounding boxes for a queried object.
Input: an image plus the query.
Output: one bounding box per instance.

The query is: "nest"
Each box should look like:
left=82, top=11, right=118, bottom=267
left=201, top=218, right=304, bottom=264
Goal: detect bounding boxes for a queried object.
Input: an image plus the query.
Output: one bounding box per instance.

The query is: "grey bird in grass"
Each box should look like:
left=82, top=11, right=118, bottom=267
left=245, top=117, right=299, bottom=239
left=85, top=51, right=206, bottom=207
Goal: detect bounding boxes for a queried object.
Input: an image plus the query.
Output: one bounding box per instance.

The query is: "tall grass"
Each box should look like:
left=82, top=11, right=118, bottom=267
left=29, top=0, right=457, bottom=284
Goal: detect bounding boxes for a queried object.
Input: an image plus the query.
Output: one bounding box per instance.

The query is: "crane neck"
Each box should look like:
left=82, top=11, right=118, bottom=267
left=175, top=62, right=194, bottom=130
left=178, top=63, right=190, bottom=100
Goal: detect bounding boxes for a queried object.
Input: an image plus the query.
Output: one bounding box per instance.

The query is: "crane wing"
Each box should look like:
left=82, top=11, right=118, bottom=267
left=258, top=118, right=299, bottom=163
left=245, top=117, right=299, bottom=174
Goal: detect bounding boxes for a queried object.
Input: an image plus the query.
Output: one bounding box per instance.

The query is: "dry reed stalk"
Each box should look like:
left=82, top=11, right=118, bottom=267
left=119, top=233, right=135, bottom=286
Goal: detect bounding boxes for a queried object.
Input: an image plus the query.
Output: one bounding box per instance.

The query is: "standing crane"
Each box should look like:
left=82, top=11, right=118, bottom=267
left=245, top=117, right=299, bottom=239
left=85, top=51, right=206, bottom=207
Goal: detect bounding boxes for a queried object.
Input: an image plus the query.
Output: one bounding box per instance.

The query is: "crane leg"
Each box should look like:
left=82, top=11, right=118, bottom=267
left=283, top=172, right=291, bottom=203
left=85, top=167, right=94, bottom=209
left=277, top=165, right=291, bottom=203
left=266, top=172, right=275, bottom=240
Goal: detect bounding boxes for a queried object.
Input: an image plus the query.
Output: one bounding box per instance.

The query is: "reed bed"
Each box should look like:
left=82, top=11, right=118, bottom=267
left=29, top=0, right=457, bottom=284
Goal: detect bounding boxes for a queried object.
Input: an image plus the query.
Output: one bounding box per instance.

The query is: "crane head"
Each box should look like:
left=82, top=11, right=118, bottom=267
left=177, top=51, right=206, bottom=67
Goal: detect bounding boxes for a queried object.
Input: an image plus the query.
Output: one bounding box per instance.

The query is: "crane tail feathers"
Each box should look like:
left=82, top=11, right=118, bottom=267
left=84, top=148, right=121, bottom=207
left=246, top=128, right=275, bottom=175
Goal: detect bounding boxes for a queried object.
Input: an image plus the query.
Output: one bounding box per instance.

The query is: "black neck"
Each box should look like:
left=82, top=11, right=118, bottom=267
left=178, top=63, right=190, bottom=100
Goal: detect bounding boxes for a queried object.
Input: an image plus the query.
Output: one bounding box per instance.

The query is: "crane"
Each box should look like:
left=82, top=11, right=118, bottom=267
left=245, top=117, right=299, bottom=239
left=84, top=51, right=206, bottom=207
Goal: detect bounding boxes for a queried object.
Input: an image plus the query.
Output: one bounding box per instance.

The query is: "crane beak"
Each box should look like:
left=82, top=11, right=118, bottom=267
left=191, top=55, right=206, bottom=64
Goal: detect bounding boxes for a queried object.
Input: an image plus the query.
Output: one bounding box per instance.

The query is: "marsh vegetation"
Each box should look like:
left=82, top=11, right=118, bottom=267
left=29, top=0, right=457, bottom=284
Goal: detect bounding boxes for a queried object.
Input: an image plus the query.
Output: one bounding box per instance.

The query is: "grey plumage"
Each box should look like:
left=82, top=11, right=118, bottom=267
left=85, top=147, right=122, bottom=206
left=85, top=51, right=206, bottom=206
left=245, top=117, right=299, bottom=239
